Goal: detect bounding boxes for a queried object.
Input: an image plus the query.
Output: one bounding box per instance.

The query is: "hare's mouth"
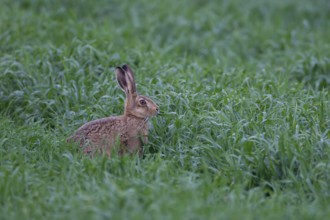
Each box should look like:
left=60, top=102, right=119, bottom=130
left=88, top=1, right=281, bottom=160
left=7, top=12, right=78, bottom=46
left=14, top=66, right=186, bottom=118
left=151, top=108, right=159, bottom=117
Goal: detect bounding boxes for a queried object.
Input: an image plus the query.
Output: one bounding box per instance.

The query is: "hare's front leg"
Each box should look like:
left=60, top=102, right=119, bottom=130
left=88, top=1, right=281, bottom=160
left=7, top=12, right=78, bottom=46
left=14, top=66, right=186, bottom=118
left=138, top=132, right=149, bottom=157
left=126, top=137, right=143, bottom=156
left=141, top=135, right=148, bottom=145
left=139, top=127, right=149, bottom=145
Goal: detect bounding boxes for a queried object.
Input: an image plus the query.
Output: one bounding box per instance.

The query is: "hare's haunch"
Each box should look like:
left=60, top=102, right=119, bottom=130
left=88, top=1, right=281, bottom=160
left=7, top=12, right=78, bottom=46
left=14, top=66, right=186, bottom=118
left=68, top=64, right=159, bottom=157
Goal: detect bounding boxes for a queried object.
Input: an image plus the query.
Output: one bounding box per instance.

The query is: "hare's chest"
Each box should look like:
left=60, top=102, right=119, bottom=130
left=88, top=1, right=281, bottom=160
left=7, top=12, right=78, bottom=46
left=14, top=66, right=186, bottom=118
left=119, top=123, right=147, bottom=141
left=118, top=119, right=148, bottom=147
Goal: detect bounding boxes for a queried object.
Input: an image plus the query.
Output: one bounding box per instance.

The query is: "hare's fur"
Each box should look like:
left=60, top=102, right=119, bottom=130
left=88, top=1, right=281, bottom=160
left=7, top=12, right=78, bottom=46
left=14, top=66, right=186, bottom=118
left=68, top=64, right=159, bottom=157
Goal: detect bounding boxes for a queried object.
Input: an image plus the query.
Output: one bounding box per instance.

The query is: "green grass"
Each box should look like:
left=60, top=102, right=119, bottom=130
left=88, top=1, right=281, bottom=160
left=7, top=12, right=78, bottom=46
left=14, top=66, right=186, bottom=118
left=1, top=0, right=330, bottom=219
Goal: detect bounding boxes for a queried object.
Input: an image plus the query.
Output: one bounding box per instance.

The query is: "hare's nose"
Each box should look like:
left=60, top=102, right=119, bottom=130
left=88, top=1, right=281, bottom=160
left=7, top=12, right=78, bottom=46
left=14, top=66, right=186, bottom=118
left=156, top=107, right=159, bottom=112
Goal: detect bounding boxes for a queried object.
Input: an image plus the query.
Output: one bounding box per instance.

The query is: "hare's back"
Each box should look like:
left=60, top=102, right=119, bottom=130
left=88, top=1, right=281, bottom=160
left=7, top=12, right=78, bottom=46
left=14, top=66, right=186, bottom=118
left=76, top=116, right=124, bottom=136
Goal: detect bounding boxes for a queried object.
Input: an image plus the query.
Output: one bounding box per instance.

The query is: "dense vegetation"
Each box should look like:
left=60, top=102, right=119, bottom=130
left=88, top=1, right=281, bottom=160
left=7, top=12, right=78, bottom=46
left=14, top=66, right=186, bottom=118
left=1, top=0, right=329, bottom=219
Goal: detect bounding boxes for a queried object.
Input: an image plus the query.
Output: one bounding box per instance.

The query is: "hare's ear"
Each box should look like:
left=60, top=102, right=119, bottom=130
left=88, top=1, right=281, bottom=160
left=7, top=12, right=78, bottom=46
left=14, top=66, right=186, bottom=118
left=122, top=64, right=137, bottom=94
left=116, top=66, right=128, bottom=92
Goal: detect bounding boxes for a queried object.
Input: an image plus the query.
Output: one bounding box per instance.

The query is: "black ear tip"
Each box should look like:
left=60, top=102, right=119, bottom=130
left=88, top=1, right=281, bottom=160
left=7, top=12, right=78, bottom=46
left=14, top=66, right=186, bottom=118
left=116, top=67, right=126, bottom=75
left=122, top=64, right=129, bottom=71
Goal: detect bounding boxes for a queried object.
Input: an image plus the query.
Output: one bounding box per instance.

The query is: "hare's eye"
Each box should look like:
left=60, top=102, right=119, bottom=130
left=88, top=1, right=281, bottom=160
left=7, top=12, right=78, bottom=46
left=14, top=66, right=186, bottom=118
left=139, top=99, right=147, bottom=105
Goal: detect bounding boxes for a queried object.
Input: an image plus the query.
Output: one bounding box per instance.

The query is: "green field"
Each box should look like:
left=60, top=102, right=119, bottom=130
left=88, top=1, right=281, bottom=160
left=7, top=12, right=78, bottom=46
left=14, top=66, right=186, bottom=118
left=1, top=0, right=330, bottom=219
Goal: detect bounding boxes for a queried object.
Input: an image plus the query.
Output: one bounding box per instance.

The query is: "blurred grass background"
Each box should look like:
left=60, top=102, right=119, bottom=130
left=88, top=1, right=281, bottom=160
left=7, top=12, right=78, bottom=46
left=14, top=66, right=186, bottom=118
left=0, top=0, right=330, bottom=219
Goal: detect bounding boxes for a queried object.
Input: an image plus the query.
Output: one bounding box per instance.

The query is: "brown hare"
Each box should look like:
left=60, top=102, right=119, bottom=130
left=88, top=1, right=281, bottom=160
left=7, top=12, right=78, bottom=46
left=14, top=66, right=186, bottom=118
left=68, top=64, right=159, bottom=157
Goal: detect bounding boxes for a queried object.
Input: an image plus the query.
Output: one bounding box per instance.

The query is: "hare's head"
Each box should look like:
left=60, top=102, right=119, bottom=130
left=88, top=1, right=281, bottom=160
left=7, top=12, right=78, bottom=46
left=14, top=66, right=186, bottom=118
left=116, top=64, right=159, bottom=119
